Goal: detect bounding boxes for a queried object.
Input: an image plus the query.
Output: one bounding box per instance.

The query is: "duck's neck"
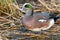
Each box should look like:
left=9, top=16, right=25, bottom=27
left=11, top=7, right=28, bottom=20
left=26, top=9, right=33, bottom=16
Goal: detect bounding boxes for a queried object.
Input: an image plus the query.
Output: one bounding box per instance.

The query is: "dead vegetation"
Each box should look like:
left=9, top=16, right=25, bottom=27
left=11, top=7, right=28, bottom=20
left=0, top=0, right=60, bottom=40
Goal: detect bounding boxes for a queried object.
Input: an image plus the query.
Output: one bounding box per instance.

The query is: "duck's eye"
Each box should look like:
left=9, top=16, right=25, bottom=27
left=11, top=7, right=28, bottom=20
left=25, top=5, right=29, bottom=8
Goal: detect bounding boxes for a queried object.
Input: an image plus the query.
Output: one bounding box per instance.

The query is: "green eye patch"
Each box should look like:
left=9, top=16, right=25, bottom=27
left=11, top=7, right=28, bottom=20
left=25, top=4, right=33, bottom=10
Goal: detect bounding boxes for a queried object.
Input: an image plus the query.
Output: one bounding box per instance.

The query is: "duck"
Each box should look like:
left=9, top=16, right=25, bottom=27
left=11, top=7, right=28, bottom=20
left=20, top=3, right=60, bottom=32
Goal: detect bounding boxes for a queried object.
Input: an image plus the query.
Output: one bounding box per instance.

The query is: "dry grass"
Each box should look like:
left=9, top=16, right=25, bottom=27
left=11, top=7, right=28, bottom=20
left=0, top=0, right=23, bottom=29
left=0, top=0, right=60, bottom=40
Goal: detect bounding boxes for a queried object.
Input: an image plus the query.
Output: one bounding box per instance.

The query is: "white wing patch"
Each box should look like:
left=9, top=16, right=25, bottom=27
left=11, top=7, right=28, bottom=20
left=38, top=19, right=46, bottom=22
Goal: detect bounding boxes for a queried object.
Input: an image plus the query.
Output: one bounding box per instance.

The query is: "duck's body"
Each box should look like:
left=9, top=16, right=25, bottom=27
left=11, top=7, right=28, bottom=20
left=22, top=11, right=54, bottom=31
left=21, top=3, right=60, bottom=32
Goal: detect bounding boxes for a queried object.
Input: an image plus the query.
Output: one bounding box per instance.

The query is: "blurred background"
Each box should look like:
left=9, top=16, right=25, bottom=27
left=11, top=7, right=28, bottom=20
left=0, top=0, right=60, bottom=40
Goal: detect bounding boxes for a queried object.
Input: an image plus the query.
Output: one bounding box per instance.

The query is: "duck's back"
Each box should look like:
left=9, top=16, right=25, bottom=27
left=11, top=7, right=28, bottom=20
left=33, top=12, right=51, bottom=20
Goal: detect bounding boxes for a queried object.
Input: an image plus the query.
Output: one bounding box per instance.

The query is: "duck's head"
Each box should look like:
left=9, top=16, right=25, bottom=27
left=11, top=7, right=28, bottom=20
left=21, top=3, right=34, bottom=16
left=22, top=3, right=33, bottom=11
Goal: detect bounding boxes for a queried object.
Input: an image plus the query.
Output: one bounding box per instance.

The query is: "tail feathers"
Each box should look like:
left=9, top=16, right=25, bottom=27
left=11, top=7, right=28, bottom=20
left=54, top=16, right=60, bottom=22
left=49, top=13, right=60, bottom=22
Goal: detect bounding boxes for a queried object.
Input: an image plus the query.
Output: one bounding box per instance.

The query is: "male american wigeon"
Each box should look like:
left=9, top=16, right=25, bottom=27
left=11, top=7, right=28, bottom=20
left=20, top=3, right=60, bottom=32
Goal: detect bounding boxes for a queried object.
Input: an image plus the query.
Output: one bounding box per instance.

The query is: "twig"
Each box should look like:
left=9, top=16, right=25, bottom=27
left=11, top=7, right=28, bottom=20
left=38, top=0, right=60, bottom=12
left=38, top=0, right=51, bottom=10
